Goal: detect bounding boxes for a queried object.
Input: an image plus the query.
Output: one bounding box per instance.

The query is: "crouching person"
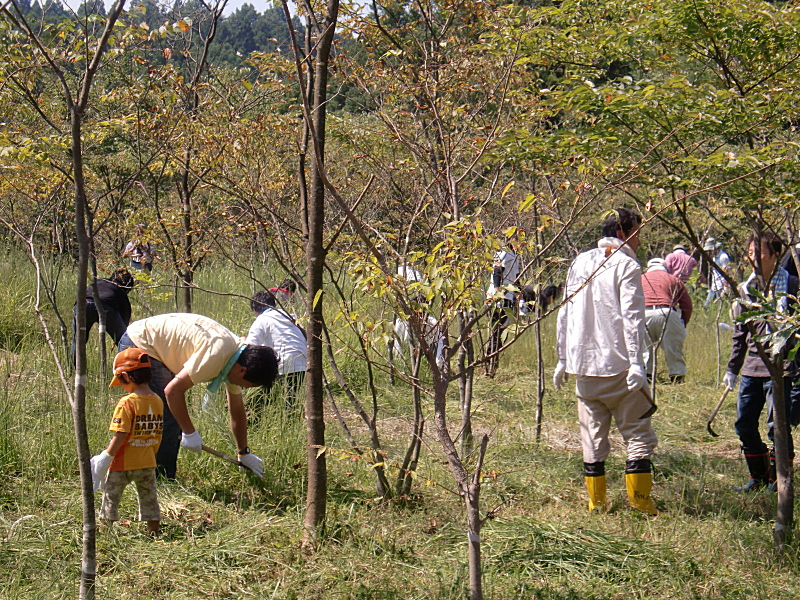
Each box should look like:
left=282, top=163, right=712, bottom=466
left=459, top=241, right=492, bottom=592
left=90, top=348, right=163, bottom=535
left=554, top=208, right=658, bottom=515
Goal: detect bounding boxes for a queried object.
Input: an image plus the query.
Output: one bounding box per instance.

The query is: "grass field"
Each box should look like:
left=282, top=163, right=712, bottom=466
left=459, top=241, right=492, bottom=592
left=1, top=256, right=800, bottom=599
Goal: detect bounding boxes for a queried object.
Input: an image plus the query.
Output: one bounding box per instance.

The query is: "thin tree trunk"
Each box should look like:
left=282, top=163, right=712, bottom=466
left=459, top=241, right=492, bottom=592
left=533, top=203, right=544, bottom=442
left=322, top=325, right=390, bottom=497
left=770, top=369, right=793, bottom=552
left=71, top=105, right=96, bottom=600
left=180, top=148, right=193, bottom=313
left=715, top=300, right=723, bottom=388
left=433, top=372, right=486, bottom=600
left=297, top=16, right=313, bottom=242
left=459, top=310, right=474, bottom=455
left=297, top=0, right=340, bottom=544
left=398, top=347, right=424, bottom=497
left=466, top=435, right=489, bottom=600
left=534, top=301, right=544, bottom=443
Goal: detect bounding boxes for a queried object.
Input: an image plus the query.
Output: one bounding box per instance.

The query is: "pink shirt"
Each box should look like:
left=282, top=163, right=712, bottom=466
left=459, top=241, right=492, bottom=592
left=664, top=250, right=704, bottom=283
left=642, top=270, right=693, bottom=325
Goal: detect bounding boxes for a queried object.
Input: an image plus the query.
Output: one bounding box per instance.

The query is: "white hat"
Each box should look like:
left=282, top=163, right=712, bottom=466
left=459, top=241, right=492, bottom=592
left=703, top=237, right=719, bottom=251
left=647, top=258, right=667, bottom=271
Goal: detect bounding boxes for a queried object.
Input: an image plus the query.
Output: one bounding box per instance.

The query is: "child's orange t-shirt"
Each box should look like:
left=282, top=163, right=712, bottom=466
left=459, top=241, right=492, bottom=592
left=108, top=393, right=164, bottom=471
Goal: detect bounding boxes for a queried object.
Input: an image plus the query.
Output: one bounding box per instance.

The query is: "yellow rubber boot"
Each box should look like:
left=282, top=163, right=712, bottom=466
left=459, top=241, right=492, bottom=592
left=625, top=472, right=658, bottom=516
left=585, top=475, right=607, bottom=512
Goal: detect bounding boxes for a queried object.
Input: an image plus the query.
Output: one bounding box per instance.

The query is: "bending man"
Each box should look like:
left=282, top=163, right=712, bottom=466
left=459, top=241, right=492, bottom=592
left=119, top=313, right=279, bottom=479
left=554, top=208, right=658, bottom=515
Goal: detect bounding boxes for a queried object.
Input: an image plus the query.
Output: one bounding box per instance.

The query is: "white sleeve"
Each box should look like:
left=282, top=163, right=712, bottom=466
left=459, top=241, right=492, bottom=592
left=556, top=304, right=568, bottom=361
left=556, top=265, right=573, bottom=361
left=245, top=316, right=271, bottom=347
left=619, top=261, right=646, bottom=365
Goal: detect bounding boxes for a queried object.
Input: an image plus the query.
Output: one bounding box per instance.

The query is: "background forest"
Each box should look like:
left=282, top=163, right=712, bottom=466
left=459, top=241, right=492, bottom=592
left=3, top=0, right=800, bottom=598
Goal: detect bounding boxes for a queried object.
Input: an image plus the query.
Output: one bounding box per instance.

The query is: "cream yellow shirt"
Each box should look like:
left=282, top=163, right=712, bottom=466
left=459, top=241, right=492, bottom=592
left=126, top=313, right=243, bottom=394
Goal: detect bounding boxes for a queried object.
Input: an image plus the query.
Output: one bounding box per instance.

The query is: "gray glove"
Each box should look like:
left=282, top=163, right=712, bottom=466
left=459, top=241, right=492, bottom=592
left=553, top=360, right=568, bottom=391
left=90, top=450, right=114, bottom=493
left=181, top=430, right=202, bottom=453
left=238, top=451, right=264, bottom=479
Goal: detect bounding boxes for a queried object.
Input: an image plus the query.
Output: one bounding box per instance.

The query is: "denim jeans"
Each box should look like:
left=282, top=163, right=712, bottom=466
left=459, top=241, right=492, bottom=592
left=736, top=375, right=794, bottom=456
left=71, top=301, right=128, bottom=367
left=118, top=332, right=181, bottom=479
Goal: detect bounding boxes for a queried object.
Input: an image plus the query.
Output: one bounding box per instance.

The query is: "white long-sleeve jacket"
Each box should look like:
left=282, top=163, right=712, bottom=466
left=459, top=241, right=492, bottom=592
left=556, top=237, right=646, bottom=377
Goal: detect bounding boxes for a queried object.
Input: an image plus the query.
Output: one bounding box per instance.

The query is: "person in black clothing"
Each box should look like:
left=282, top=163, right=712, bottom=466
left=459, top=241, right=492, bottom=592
left=71, top=268, right=135, bottom=365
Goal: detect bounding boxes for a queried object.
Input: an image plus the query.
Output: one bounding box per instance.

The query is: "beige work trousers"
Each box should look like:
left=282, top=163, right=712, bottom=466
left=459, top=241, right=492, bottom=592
left=576, top=372, right=658, bottom=464
left=643, top=307, right=687, bottom=376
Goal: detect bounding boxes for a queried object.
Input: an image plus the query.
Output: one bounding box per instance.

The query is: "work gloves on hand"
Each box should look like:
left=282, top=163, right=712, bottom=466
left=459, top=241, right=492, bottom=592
left=553, top=360, right=568, bottom=390
left=181, top=430, right=202, bottom=453
left=238, top=451, right=264, bottom=479
left=723, top=371, right=739, bottom=390
left=626, top=363, right=647, bottom=392
left=90, top=450, right=114, bottom=493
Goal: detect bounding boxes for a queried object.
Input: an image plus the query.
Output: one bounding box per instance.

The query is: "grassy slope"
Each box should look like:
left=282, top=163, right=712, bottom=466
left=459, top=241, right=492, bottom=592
left=1, top=260, right=799, bottom=599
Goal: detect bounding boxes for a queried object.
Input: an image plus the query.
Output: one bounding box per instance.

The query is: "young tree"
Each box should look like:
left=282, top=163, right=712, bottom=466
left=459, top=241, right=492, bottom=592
left=0, top=1, right=132, bottom=595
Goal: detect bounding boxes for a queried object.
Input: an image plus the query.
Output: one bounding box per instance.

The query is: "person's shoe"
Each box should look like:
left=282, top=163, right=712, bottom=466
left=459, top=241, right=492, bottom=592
left=766, top=450, right=793, bottom=492
left=625, top=459, right=658, bottom=516
left=732, top=452, right=770, bottom=493
left=584, top=461, right=606, bottom=512
left=733, top=478, right=766, bottom=492
left=669, top=375, right=684, bottom=384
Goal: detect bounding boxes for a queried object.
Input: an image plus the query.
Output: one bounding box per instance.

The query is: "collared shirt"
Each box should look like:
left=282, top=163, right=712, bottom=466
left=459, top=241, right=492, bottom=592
left=245, top=308, right=306, bottom=375
left=126, top=313, right=243, bottom=394
left=642, top=269, right=693, bottom=325
left=664, top=249, right=699, bottom=283
left=486, top=249, right=521, bottom=301
left=556, top=237, right=646, bottom=377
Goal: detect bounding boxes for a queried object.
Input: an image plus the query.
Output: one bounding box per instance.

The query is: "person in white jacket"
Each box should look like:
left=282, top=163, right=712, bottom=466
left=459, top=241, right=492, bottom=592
left=554, top=208, right=658, bottom=515
left=246, top=290, right=307, bottom=416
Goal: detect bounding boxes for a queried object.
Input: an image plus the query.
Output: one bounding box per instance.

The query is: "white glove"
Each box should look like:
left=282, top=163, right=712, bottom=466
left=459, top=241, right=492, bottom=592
left=723, top=371, right=738, bottom=390
left=90, top=450, right=114, bottom=493
left=553, top=360, right=568, bottom=391
left=181, top=430, right=202, bottom=453
left=238, top=451, right=264, bottom=479
left=626, top=363, right=647, bottom=392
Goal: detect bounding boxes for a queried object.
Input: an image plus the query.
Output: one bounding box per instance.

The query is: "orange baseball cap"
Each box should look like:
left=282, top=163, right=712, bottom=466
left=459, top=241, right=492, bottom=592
left=109, top=347, right=151, bottom=387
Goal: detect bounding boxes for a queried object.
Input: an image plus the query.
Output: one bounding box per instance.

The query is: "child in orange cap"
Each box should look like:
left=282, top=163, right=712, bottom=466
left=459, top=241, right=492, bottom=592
left=90, top=348, right=164, bottom=535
